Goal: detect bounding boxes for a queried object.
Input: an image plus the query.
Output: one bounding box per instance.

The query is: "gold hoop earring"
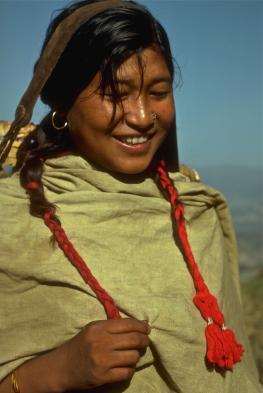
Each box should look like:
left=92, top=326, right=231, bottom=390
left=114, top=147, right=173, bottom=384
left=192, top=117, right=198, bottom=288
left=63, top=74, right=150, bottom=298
left=51, top=111, right=68, bottom=130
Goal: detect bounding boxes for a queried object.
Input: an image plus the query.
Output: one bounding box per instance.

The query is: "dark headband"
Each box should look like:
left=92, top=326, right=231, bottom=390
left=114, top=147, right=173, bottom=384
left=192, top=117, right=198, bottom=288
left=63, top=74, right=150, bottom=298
left=0, top=0, right=138, bottom=167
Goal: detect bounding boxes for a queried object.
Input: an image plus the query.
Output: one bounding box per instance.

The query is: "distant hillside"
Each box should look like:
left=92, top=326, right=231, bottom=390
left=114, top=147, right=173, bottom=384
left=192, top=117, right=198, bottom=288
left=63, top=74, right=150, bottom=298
left=196, top=165, right=263, bottom=278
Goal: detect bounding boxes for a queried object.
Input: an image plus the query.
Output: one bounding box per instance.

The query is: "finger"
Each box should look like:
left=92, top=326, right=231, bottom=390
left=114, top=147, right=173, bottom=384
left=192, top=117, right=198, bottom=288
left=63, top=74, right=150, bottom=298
left=110, top=332, right=150, bottom=350
left=106, top=367, right=135, bottom=384
left=109, top=349, right=141, bottom=368
left=106, top=318, right=150, bottom=335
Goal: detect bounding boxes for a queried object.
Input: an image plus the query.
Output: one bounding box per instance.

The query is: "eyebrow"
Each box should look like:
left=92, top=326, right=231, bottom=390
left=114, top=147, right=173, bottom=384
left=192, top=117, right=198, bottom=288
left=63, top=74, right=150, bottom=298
left=116, top=76, right=172, bottom=86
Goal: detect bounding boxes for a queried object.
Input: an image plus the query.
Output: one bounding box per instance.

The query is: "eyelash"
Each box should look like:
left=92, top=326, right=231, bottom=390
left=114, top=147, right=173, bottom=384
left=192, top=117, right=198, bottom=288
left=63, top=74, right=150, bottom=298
left=150, top=91, right=170, bottom=99
left=102, top=93, right=128, bottom=102
left=102, top=89, right=171, bottom=101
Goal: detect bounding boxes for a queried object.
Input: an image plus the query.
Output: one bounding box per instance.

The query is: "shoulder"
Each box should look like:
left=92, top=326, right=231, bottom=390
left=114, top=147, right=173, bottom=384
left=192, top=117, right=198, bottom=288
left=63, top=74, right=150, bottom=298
left=0, top=174, right=45, bottom=254
left=171, top=164, right=231, bottom=224
left=178, top=163, right=201, bottom=183
left=0, top=173, right=29, bottom=223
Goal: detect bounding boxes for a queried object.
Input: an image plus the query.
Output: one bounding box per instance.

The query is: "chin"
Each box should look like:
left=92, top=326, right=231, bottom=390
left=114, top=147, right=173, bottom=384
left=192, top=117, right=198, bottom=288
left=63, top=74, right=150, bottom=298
left=111, top=157, right=153, bottom=175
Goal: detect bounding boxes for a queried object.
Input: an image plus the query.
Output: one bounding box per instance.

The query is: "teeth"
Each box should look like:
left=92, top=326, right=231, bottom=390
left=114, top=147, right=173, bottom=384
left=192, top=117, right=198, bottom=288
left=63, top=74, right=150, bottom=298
left=121, top=136, right=149, bottom=145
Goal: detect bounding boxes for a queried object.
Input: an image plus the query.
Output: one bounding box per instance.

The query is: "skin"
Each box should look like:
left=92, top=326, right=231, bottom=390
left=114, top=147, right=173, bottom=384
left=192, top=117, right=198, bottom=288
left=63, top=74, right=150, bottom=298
left=0, top=319, right=150, bottom=392
left=0, top=47, right=173, bottom=392
left=67, top=46, right=175, bottom=174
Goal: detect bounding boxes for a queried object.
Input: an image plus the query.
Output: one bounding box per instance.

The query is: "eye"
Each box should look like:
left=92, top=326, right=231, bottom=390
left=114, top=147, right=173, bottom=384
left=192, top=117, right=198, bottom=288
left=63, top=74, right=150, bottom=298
left=118, top=90, right=129, bottom=100
left=102, top=91, right=129, bottom=101
left=103, top=93, right=114, bottom=101
left=150, top=91, right=170, bottom=99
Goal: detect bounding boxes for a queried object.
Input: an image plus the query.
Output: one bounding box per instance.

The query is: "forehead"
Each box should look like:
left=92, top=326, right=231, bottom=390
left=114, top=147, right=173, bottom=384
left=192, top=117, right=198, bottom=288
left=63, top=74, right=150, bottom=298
left=116, top=47, right=171, bottom=84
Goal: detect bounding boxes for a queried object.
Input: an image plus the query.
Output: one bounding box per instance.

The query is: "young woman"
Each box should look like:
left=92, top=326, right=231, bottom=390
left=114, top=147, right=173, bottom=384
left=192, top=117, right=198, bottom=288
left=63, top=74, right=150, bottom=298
left=0, top=1, right=261, bottom=392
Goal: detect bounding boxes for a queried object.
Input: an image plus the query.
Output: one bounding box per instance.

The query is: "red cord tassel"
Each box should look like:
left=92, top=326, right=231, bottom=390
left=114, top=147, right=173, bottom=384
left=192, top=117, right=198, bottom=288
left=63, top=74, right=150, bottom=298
left=205, top=322, right=244, bottom=369
left=222, top=326, right=244, bottom=363
left=155, top=160, right=244, bottom=370
left=205, top=321, right=233, bottom=369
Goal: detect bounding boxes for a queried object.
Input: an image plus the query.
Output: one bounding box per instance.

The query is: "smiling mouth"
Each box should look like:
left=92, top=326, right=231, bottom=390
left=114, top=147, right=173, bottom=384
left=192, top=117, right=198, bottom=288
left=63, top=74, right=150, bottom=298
left=113, top=134, right=154, bottom=145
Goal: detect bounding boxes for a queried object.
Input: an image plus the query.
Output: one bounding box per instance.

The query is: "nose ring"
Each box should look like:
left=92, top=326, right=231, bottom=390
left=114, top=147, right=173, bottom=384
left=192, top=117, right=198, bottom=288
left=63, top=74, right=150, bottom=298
left=151, top=112, right=158, bottom=122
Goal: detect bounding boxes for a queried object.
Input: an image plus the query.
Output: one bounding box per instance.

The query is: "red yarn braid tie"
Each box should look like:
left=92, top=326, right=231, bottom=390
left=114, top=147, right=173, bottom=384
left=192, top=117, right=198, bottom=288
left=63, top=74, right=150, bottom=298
left=26, top=181, right=40, bottom=190
left=43, top=210, right=120, bottom=320
left=155, top=160, right=244, bottom=369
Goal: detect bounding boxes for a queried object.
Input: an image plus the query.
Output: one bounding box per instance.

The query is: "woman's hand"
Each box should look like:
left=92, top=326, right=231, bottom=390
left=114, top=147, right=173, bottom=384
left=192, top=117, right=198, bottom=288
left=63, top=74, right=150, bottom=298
left=60, top=318, right=150, bottom=391
left=0, top=318, right=150, bottom=393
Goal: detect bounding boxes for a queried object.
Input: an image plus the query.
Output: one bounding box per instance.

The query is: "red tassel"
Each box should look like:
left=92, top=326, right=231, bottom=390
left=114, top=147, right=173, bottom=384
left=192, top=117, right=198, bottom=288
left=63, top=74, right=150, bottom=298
left=205, top=322, right=233, bottom=369
left=205, top=321, right=244, bottom=369
left=205, top=322, right=217, bottom=364
left=222, top=326, right=244, bottom=363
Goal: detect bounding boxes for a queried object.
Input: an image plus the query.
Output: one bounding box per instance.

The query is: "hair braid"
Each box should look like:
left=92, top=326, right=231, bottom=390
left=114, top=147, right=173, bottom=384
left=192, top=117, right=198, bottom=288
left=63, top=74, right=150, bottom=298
left=17, top=128, right=120, bottom=319
left=17, top=121, right=120, bottom=320
left=154, top=160, right=244, bottom=369
left=43, top=210, right=120, bottom=320
left=18, top=116, right=73, bottom=218
left=20, top=154, right=56, bottom=218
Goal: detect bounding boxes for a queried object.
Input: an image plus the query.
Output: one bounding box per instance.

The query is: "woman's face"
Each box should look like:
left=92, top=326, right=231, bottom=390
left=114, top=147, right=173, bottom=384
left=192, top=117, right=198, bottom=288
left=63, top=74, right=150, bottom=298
left=67, top=47, right=175, bottom=174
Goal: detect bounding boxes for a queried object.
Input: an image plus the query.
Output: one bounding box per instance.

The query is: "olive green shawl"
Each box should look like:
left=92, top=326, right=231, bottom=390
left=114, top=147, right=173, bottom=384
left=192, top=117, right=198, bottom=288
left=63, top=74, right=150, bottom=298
left=0, top=155, right=261, bottom=392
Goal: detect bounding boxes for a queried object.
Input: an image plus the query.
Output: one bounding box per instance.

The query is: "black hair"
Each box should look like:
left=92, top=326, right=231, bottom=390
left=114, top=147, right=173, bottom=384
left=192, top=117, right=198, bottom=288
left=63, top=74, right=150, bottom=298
left=39, top=0, right=176, bottom=112
left=18, top=0, right=180, bottom=218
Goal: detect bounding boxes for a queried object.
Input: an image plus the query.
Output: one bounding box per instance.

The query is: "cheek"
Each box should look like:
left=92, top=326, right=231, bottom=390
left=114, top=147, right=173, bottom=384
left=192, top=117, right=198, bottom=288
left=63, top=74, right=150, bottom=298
left=158, top=99, right=175, bottom=129
left=67, top=96, right=116, bottom=133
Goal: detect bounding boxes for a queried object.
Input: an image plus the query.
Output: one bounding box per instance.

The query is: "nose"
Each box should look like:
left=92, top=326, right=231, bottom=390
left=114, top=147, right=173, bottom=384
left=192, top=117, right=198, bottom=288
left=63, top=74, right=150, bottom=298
left=123, top=96, right=154, bottom=131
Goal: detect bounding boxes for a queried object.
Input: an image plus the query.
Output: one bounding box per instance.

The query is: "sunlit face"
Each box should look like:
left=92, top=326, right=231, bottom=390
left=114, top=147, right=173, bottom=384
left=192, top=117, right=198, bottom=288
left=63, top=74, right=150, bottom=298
left=67, top=47, right=175, bottom=174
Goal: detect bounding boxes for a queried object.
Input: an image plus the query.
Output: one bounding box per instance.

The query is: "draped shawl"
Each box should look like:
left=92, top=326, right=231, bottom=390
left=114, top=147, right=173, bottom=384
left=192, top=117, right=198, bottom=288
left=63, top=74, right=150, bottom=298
left=0, top=155, right=261, bottom=392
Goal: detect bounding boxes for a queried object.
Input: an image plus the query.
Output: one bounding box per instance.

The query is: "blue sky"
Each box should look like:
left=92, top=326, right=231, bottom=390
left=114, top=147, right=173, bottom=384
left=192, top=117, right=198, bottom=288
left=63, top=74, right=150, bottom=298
left=0, top=0, right=262, bottom=169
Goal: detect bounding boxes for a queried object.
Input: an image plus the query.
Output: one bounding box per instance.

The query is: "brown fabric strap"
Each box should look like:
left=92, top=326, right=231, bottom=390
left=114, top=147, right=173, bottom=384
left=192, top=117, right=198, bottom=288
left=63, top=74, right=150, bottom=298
left=17, top=0, right=137, bottom=126
left=0, top=0, right=137, bottom=166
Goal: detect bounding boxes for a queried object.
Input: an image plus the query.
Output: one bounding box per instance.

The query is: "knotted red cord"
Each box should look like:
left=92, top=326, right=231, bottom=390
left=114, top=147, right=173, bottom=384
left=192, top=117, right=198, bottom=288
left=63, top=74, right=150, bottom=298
left=43, top=210, right=120, bottom=320
left=155, top=160, right=244, bottom=369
